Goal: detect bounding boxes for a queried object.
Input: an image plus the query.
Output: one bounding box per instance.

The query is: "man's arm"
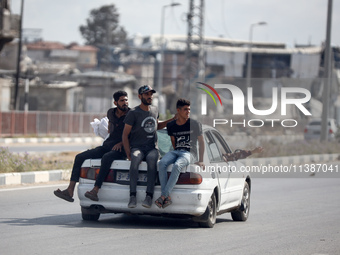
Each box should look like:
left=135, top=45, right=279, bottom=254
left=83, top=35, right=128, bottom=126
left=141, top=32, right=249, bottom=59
left=223, top=146, right=263, bottom=162
left=157, top=114, right=177, bottom=130
left=195, top=135, right=205, bottom=169
left=107, top=122, right=112, bottom=133
left=122, top=124, right=132, bottom=160
left=170, top=136, right=176, bottom=150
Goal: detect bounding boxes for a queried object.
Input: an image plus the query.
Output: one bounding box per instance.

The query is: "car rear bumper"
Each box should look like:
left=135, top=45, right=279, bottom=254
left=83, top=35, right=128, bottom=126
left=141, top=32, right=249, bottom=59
left=78, top=179, right=213, bottom=216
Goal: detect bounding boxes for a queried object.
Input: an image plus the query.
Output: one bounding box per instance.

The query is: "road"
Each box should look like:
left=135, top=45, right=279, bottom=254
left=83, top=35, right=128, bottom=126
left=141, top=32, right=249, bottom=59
left=0, top=178, right=339, bottom=255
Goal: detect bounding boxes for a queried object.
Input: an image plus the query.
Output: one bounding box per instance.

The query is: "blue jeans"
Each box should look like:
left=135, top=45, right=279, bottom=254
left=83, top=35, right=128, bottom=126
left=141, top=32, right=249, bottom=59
left=158, top=149, right=191, bottom=197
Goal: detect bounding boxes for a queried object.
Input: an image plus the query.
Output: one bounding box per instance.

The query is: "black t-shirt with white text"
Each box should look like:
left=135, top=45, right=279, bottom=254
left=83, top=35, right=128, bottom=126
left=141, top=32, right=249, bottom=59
left=166, top=118, right=202, bottom=157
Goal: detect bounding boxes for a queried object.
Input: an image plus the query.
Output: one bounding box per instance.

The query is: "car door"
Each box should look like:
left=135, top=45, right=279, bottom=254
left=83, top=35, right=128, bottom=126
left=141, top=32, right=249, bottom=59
left=208, top=130, right=245, bottom=208
left=204, top=130, right=231, bottom=210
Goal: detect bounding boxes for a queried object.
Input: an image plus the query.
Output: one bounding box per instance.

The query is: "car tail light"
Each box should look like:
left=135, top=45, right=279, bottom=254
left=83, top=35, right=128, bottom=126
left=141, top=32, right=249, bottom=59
left=80, top=167, right=90, bottom=178
left=304, top=128, right=308, bottom=133
left=329, top=129, right=333, bottom=134
left=80, top=167, right=99, bottom=180
left=176, top=172, right=202, bottom=184
left=80, top=167, right=115, bottom=182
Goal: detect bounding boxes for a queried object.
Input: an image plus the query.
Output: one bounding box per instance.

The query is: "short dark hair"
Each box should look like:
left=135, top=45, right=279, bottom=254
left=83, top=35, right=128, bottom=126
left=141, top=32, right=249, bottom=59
left=176, top=98, right=190, bottom=109
left=113, top=91, right=128, bottom=102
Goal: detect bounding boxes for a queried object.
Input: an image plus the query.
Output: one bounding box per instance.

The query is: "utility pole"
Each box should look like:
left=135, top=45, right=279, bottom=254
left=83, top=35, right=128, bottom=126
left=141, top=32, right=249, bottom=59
left=320, top=0, right=333, bottom=141
left=184, top=0, right=205, bottom=92
left=13, top=0, right=24, bottom=110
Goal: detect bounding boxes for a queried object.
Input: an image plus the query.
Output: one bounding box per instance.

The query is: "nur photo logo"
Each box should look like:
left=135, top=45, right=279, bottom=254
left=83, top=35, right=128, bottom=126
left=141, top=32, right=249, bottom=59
left=196, top=82, right=223, bottom=115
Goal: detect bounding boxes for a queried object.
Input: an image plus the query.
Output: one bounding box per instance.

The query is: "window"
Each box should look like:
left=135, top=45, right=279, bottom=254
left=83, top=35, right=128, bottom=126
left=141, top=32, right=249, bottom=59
left=211, top=131, right=232, bottom=155
left=204, top=131, right=223, bottom=162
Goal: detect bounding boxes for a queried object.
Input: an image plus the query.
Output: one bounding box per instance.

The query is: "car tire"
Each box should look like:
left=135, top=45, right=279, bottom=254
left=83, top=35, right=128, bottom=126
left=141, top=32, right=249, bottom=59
left=81, top=207, right=100, bottom=221
left=199, top=193, right=217, bottom=228
left=231, top=182, right=250, bottom=221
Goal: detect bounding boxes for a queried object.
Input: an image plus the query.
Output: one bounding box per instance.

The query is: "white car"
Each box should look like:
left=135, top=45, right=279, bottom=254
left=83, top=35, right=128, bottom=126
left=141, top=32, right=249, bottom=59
left=304, top=118, right=338, bottom=141
left=78, top=125, right=251, bottom=228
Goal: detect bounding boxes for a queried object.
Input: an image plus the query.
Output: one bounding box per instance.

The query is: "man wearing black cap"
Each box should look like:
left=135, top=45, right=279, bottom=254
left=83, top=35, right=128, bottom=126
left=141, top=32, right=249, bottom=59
left=122, top=85, right=176, bottom=208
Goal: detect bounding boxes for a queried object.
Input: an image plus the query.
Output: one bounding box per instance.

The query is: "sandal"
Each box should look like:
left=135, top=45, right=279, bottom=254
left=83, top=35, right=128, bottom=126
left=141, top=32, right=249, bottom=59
left=155, top=196, right=165, bottom=208
left=85, top=190, right=99, bottom=201
left=162, top=197, right=172, bottom=208
left=54, top=189, right=74, bottom=202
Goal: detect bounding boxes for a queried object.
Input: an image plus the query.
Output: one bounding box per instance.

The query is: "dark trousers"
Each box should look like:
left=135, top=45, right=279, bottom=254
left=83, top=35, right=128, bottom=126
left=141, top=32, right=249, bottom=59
left=129, top=147, right=159, bottom=196
left=70, top=146, right=126, bottom=187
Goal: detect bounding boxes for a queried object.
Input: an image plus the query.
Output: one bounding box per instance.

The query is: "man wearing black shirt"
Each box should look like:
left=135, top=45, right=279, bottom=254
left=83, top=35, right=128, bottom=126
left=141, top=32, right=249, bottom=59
left=155, top=98, right=205, bottom=208
left=54, top=90, right=129, bottom=202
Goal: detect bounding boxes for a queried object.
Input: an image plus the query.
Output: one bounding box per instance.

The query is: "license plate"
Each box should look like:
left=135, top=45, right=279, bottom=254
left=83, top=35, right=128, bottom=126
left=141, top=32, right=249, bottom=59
left=116, top=171, right=148, bottom=182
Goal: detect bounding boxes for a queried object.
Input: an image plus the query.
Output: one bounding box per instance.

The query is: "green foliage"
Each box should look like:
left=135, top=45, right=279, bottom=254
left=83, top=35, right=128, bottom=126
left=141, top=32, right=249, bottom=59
left=0, top=147, right=73, bottom=173
left=79, top=4, right=127, bottom=46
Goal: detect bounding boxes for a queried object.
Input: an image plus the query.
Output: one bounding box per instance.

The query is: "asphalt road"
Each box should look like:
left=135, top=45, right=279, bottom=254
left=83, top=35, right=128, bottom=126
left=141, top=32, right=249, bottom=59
left=0, top=178, right=339, bottom=255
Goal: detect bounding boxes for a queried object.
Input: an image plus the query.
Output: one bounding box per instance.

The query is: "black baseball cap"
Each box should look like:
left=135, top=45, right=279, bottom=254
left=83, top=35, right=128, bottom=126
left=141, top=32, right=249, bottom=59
left=138, top=85, right=156, bottom=95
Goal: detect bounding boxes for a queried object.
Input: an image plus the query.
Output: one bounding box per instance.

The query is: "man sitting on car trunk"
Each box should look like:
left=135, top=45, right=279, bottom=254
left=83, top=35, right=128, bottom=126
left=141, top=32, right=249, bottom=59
left=155, top=98, right=205, bottom=208
left=54, top=90, right=130, bottom=202
left=122, top=85, right=176, bottom=209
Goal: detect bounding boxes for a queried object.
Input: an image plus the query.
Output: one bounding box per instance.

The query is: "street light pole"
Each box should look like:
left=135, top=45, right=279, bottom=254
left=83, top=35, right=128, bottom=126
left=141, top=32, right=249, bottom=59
left=13, top=0, right=24, bottom=110
left=246, top=22, right=267, bottom=88
left=321, top=0, right=333, bottom=141
left=157, top=2, right=181, bottom=114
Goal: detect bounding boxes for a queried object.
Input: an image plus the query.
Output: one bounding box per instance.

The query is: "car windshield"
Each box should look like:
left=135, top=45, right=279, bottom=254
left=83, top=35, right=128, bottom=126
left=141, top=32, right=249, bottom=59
left=157, top=129, right=173, bottom=158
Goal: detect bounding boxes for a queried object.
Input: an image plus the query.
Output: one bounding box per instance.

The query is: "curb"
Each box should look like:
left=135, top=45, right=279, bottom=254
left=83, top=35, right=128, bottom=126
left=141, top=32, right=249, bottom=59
left=0, top=136, right=103, bottom=145
left=0, top=153, right=339, bottom=187
left=0, top=169, right=71, bottom=186
left=241, top=153, right=340, bottom=166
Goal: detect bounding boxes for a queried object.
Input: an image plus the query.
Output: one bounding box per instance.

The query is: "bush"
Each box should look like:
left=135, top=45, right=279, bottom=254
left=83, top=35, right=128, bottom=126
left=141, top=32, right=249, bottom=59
left=0, top=147, right=73, bottom=173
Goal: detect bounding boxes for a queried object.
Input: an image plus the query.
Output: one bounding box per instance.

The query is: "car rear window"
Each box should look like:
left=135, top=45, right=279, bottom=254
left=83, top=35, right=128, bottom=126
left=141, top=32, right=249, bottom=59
left=309, top=121, right=321, bottom=126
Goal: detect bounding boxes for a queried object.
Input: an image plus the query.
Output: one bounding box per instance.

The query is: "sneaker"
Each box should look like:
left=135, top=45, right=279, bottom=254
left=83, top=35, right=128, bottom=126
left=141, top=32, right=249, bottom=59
left=128, top=196, right=137, bottom=208
left=142, top=195, right=152, bottom=208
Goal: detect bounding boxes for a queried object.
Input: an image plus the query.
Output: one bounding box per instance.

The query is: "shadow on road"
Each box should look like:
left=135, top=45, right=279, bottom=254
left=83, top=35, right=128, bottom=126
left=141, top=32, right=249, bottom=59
left=0, top=213, right=236, bottom=229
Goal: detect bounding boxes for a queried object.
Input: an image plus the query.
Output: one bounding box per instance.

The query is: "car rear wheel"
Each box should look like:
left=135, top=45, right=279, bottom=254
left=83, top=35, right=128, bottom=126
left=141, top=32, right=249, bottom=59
left=231, top=182, right=250, bottom=221
left=199, top=193, right=217, bottom=228
left=81, top=207, right=100, bottom=221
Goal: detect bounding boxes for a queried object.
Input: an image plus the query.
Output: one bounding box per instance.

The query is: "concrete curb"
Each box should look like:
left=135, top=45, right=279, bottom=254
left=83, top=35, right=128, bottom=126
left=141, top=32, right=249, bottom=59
left=0, top=136, right=103, bottom=145
left=1, top=153, right=339, bottom=187
left=241, top=153, right=340, bottom=166
left=0, top=169, right=71, bottom=186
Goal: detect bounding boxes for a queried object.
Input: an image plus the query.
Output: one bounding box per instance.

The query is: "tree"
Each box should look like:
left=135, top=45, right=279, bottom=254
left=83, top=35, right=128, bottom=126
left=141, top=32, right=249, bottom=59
left=79, top=4, right=127, bottom=46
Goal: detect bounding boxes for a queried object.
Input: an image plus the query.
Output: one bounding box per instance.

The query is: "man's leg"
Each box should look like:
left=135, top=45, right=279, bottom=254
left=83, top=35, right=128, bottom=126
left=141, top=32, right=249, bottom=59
left=158, top=151, right=178, bottom=196
left=95, top=150, right=126, bottom=189
left=85, top=149, right=126, bottom=201
left=129, top=148, right=144, bottom=195
left=128, top=148, right=144, bottom=208
left=144, top=148, right=159, bottom=197
left=142, top=148, right=159, bottom=208
left=54, top=146, right=108, bottom=201
left=163, top=151, right=191, bottom=197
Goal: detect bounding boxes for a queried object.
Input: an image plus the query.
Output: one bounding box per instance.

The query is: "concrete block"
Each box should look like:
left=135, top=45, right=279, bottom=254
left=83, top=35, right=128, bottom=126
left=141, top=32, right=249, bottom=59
left=0, top=175, right=5, bottom=185
left=48, top=170, right=62, bottom=181
left=21, top=172, right=35, bottom=184
left=5, top=173, right=21, bottom=185
left=34, top=171, right=49, bottom=183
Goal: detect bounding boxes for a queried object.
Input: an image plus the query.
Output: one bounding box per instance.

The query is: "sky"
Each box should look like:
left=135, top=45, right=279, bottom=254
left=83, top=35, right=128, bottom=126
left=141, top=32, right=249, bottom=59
left=10, top=0, right=340, bottom=48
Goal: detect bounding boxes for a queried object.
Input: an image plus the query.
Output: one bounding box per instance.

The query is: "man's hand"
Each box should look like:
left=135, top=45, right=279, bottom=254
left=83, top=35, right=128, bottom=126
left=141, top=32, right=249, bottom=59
left=251, top=147, right=264, bottom=154
left=195, top=161, right=205, bottom=170
left=112, top=143, right=123, bottom=152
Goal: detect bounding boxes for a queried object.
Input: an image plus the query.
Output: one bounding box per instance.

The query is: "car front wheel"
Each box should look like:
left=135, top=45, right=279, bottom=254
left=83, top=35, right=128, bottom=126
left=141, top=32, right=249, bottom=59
left=231, top=182, right=250, bottom=221
left=199, top=193, right=217, bottom=228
